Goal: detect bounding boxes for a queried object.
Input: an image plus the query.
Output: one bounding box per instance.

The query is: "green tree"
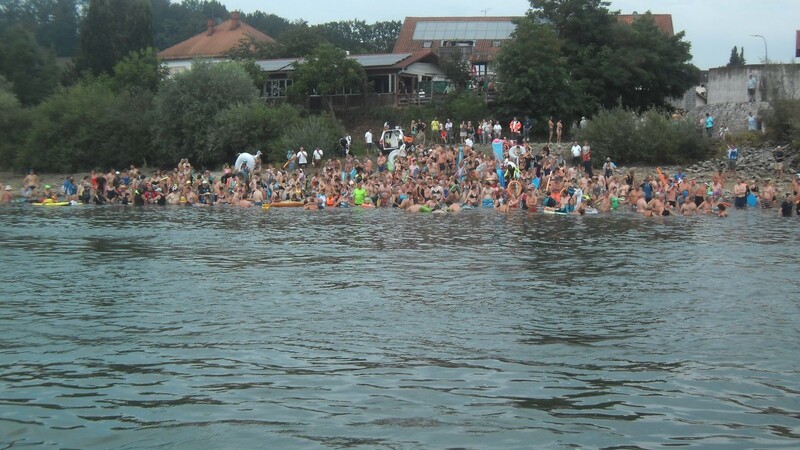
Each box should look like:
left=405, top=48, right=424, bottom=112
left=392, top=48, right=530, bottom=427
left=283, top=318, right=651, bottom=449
left=609, top=13, right=700, bottom=110
left=19, top=78, right=154, bottom=171
left=242, top=10, right=292, bottom=38
left=287, top=43, right=367, bottom=114
left=0, top=76, right=27, bottom=168
left=495, top=17, right=578, bottom=122
left=112, top=47, right=168, bottom=93
left=438, top=52, right=471, bottom=92
left=0, top=0, right=80, bottom=57
left=315, top=20, right=402, bottom=54
left=528, top=1, right=698, bottom=112
left=0, top=24, right=60, bottom=105
left=77, top=0, right=153, bottom=76
left=277, top=22, right=328, bottom=57
left=152, top=61, right=258, bottom=167
left=727, top=46, right=746, bottom=66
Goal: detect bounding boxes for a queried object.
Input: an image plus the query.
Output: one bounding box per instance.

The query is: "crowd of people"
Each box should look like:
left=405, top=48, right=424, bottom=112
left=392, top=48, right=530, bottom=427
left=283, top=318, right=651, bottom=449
left=3, top=132, right=798, bottom=218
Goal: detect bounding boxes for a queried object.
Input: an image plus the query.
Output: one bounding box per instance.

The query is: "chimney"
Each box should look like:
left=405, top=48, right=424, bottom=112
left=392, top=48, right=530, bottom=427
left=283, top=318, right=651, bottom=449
left=207, top=19, right=216, bottom=36
left=231, top=11, right=240, bottom=30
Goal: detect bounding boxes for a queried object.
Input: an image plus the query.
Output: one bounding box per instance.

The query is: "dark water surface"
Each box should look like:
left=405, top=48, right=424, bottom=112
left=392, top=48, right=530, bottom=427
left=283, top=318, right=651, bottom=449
left=1, top=205, right=799, bottom=449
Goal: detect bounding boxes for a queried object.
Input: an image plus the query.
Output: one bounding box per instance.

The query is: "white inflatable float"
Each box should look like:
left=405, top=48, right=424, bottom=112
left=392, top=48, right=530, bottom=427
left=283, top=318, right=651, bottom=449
left=234, top=151, right=262, bottom=172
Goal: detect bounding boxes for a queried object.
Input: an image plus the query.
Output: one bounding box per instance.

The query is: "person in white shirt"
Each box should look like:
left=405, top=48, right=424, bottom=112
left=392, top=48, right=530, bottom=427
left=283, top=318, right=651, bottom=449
left=364, top=129, right=373, bottom=155
left=493, top=121, right=502, bottom=139
left=312, top=147, right=323, bottom=169
left=571, top=141, right=582, bottom=167
left=465, top=136, right=474, bottom=148
left=297, top=147, right=308, bottom=169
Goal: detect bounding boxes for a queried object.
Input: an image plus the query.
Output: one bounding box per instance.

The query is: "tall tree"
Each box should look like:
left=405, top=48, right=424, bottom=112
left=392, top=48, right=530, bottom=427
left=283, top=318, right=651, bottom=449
left=727, top=46, right=745, bottom=66
left=495, top=17, right=578, bottom=121
left=77, top=0, right=153, bottom=75
left=527, top=1, right=698, bottom=112
left=152, top=61, right=258, bottom=166
left=0, top=24, right=60, bottom=105
left=242, top=11, right=291, bottom=38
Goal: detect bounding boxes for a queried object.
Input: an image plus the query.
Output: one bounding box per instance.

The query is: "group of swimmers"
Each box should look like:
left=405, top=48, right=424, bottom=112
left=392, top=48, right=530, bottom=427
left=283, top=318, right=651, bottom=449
left=2, top=140, right=799, bottom=218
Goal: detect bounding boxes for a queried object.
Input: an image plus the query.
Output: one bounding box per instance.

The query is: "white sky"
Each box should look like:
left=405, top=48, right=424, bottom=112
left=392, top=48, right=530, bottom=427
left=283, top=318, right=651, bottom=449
left=222, top=0, right=799, bottom=70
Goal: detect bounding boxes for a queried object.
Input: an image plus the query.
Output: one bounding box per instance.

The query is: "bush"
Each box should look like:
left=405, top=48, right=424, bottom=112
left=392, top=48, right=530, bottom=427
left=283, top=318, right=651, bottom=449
left=577, top=108, right=712, bottom=165
left=152, top=61, right=259, bottom=167
left=18, top=80, right=154, bottom=172
left=765, top=99, right=800, bottom=147
left=205, top=102, right=301, bottom=167
left=276, top=113, right=344, bottom=162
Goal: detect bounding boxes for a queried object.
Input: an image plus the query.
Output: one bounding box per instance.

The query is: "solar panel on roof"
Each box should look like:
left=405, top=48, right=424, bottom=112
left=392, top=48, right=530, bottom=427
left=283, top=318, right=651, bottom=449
left=412, top=21, right=516, bottom=41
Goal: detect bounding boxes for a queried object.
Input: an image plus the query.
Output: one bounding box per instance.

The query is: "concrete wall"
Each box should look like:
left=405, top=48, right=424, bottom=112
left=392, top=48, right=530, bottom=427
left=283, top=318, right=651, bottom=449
left=707, top=64, right=800, bottom=104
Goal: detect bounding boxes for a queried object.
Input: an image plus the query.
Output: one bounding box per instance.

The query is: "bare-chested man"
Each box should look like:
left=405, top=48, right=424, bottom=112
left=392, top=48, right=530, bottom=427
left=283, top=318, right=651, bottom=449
left=680, top=197, right=698, bottom=216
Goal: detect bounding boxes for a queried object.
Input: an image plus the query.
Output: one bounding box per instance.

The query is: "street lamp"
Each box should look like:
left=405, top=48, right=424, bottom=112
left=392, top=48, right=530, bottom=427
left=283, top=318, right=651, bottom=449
left=750, top=34, right=768, bottom=64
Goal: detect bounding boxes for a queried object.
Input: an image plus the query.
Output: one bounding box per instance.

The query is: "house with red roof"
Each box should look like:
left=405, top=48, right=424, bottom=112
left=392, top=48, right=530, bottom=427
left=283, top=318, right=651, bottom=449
left=159, top=12, right=276, bottom=74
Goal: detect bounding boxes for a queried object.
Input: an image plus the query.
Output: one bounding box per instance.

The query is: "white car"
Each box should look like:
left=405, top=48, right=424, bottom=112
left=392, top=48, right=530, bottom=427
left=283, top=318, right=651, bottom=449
left=378, top=128, right=414, bottom=155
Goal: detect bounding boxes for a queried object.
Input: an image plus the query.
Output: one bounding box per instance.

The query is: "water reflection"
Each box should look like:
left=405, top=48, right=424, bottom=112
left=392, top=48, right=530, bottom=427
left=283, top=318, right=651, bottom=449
left=0, top=206, right=799, bottom=448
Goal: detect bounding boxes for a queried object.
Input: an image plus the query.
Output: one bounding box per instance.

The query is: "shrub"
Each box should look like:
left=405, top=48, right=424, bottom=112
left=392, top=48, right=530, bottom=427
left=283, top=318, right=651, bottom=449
left=205, top=102, right=301, bottom=167
left=152, top=61, right=259, bottom=167
left=765, top=99, right=800, bottom=147
left=276, top=113, right=344, bottom=162
left=577, top=108, right=711, bottom=165
left=18, top=80, right=154, bottom=172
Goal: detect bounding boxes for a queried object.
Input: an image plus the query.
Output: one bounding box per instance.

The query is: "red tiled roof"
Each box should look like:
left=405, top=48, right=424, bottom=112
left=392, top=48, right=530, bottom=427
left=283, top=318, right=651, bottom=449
left=617, top=14, right=674, bottom=36
left=393, top=16, right=515, bottom=62
left=158, top=18, right=275, bottom=60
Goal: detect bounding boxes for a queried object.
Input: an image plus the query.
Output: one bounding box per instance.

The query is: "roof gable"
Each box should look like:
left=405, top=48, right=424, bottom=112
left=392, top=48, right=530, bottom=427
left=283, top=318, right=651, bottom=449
left=158, top=17, right=276, bottom=60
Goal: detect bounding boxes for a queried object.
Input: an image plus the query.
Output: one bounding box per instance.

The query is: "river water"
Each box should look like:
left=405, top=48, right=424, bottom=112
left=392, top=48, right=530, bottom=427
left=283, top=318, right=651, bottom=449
left=0, top=205, right=798, bottom=449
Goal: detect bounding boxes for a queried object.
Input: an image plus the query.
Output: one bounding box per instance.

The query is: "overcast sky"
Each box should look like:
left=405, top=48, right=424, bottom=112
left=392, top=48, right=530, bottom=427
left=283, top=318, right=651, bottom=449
left=222, top=0, right=799, bottom=70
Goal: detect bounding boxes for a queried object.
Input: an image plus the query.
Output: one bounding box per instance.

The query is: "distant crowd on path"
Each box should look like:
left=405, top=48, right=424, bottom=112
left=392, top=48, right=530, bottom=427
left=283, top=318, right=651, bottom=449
left=3, top=131, right=798, bottom=218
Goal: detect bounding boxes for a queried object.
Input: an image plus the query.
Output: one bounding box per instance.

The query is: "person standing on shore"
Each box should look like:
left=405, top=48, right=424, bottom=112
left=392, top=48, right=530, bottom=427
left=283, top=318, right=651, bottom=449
left=523, top=116, right=532, bottom=141
left=364, top=129, right=373, bottom=155
left=747, top=112, right=758, bottom=131
left=556, top=119, right=563, bottom=144
left=726, top=143, right=739, bottom=177
left=704, top=113, right=714, bottom=138
left=581, top=141, right=593, bottom=177
left=773, top=145, right=785, bottom=180
left=548, top=117, right=554, bottom=143
left=313, top=146, right=323, bottom=170
left=570, top=141, right=582, bottom=168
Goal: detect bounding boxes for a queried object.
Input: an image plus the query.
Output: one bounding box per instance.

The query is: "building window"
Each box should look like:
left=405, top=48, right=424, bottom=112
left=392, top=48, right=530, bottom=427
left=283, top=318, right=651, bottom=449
left=266, top=79, right=291, bottom=97
left=492, top=40, right=502, bottom=47
left=472, top=64, right=487, bottom=77
left=423, top=41, right=432, bottom=48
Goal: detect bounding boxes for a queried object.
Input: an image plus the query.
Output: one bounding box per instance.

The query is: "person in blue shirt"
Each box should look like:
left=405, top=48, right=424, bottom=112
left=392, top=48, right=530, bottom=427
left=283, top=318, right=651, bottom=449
left=727, top=143, right=739, bottom=176
left=704, top=113, right=714, bottom=137
left=62, top=176, right=78, bottom=201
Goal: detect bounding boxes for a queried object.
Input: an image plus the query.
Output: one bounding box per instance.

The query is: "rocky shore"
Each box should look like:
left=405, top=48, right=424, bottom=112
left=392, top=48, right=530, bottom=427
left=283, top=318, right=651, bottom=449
left=683, top=143, right=796, bottom=180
